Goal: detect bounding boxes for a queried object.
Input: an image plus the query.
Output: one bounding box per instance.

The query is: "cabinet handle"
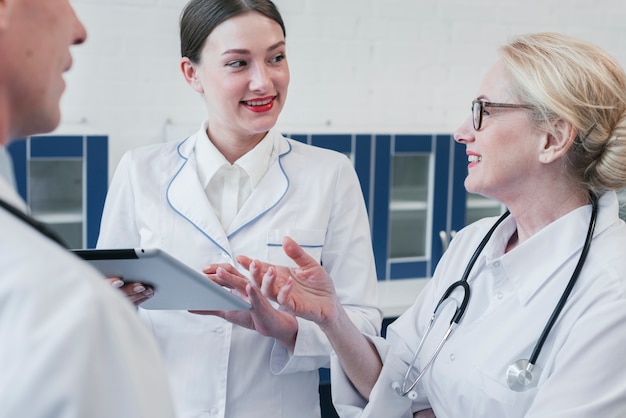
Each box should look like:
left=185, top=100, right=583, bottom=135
left=439, top=230, right=457, bottom=252
left=439, top=231, right=449, bottom=252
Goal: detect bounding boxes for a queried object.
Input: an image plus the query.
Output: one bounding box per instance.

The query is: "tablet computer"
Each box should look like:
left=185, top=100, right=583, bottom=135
left=72, top=248, right=250, bottom=311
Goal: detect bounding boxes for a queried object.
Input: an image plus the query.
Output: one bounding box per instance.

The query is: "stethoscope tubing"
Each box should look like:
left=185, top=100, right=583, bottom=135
left=397, top=210, right=510, bottom=397
left=397, top=194, right=598, bottom=397
left=527, top=195, right=598, bottom=366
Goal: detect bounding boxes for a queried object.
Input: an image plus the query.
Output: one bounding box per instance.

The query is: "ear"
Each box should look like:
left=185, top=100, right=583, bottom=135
left=0, top=0, right=14, bottom=30
left=538, top=119, right=578, bottom=164
left=180, top=57, right=204, bottom=94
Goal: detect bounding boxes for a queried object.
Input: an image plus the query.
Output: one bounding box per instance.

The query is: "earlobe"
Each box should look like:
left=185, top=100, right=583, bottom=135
left=180, top=57, right=204, bottom=94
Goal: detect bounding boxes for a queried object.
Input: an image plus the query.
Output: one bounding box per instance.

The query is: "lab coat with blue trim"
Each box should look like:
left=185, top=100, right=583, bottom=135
left=97, top=128, right=381, bottom=418
left=331, top=191, right=626, bottom=418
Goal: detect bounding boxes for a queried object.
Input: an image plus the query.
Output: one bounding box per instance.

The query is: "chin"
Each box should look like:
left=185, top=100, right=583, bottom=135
left=34, top=114, right=62, bottom=136
left=250, top=120, right=279, bottom=135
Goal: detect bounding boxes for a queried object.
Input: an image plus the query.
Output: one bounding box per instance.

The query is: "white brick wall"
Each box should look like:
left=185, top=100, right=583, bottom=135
left=63, top=0, right=626, bottom=176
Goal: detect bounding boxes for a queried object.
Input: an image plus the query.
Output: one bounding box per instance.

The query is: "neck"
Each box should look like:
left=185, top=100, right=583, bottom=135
left=507, top=190, right=589, bottom=246
left=206, top=127, right=267, bottom=164
left=505, top=229, right=519, bottom=253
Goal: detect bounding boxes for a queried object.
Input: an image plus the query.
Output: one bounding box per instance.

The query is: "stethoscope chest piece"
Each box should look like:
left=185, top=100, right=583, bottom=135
left=506, top=359, right=541, bottom=392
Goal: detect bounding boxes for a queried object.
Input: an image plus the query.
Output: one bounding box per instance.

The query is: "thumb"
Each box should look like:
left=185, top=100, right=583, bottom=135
left=282, top=236, right=317, bottom=269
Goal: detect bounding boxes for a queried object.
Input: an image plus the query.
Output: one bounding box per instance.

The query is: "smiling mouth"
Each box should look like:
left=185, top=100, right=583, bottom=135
left=243, top=97, right=273, bottom=107
left=468, top=155, right=482, bottom=163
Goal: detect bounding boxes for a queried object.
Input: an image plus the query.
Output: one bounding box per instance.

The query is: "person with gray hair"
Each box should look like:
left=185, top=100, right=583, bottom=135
left=239, top=32, right=626, bottom=417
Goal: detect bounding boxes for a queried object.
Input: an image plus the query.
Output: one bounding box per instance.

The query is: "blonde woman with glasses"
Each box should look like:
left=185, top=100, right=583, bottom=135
left=229, top=32, right=626, bottom=417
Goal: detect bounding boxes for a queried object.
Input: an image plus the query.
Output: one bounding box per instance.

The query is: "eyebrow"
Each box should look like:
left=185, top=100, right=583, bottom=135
left=222, top=41, right=286, bottom=56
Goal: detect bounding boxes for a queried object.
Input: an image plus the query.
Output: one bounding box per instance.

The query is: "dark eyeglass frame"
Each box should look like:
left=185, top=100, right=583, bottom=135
left=472, top=99, right=534, bottom=131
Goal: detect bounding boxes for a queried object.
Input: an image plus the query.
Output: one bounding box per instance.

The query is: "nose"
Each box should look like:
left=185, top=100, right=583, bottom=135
left=249, top=62, right=271, bottom=92
left=453, top=115, right=474, bottom=144
left=72, top=9, right=88, bottom=45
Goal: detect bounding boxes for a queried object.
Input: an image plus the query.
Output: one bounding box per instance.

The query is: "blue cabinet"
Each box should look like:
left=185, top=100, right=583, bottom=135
left=286, top=133, right=479, bottom=281
left=7, top=135, right=108, bottom=249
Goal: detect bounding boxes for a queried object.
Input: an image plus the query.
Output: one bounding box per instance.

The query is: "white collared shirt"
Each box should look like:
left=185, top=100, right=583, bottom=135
left=195, top=122, right=273, bottom=229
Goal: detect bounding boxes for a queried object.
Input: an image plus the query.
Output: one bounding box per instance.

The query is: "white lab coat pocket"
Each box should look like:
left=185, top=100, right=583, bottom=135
left=266, top=229, right=325, bottom=267
left=465, top=367, right=538, bottom=418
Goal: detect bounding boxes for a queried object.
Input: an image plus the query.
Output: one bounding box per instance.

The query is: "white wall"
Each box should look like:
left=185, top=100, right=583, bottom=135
left=63, top=0, right=626, bottom=177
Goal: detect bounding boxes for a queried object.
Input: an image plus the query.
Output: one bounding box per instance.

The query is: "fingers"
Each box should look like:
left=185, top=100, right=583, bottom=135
left=106, top=277, right=124, bottom=288
left=126, top=287, right=154, bottom=305
left=246, top=282, right=271, bottom=311
left=108, top=280, right=154, bottom=307
left=188, top=309, right=225, bottom=318
left=282, top=236, right=319, bottom=270
left=248, top=259, right=264, bottom=288
left=259, top=266, right=279, bottom=300
left=237, top=255, right=271, bottom=278
left=202, top=263, right=241, bottom=276
left=215, top=266, right=249, bottom=290
left=203, top=263, right=249, bottom=290
left=276, top=276, right=295, bottom=312
left=235, top=255, right=253, bottom=271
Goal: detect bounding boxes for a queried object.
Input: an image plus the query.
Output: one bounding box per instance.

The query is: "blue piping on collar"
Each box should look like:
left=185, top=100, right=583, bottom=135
left=165, top=136, right=294, bottom=258
left=165, top=137, right=233, bottom=259
left=228, top=140, right=292, bottom=239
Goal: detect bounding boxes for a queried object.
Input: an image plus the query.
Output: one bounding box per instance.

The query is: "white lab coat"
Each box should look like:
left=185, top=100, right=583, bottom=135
left=332, top=191, right=626, bottom=418
left=0, top=175, right=175, bottom=417
left=97, top=129, right=382, bottom=418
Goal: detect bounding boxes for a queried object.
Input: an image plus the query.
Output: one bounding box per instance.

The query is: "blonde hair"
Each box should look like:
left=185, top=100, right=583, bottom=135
left=500, top=32, right=626, bottom=194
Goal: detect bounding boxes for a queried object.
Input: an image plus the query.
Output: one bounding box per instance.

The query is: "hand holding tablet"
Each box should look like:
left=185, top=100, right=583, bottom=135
left=72, top=248, right=251, bottom=311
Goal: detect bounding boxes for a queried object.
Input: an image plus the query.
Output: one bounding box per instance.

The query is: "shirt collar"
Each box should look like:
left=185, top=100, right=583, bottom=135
left=0, top=146, right=16, bottom=189
left=487, top=192, right=617, bottom=305
left=0, top=158, right=27, bottom=212
left=194, top=121, right=273, bottom=189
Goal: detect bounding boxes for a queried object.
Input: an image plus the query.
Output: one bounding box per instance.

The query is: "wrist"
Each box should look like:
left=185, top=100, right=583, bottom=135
left=275, top=312, right=299, bottom=352
left=318, top=298, right=347, bottom=334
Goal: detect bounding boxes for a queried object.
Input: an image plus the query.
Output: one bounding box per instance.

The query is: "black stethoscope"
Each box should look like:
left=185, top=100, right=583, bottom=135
left=393, top=195, right=598, bottom=399
left=0, top=198, right=68, bottom=248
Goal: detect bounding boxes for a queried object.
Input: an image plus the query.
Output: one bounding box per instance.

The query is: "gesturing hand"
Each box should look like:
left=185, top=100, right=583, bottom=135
left=190, top=262, right=298, bottom=351
left=239, top=236, right=341, bottom=327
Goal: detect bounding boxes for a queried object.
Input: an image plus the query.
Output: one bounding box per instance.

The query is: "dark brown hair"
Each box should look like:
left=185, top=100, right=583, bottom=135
left=180, top=0, right=286, bottom=63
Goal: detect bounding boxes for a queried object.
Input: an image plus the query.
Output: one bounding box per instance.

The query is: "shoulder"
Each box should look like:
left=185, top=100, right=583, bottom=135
left=114, top=136, right=196, bottom=181
left=122, top=138, right=187, bottom=164
left=285, top=137, right=349, bottom=160
left=0, top=217, right=130, bottom=317
left=584, top=218, right=626, bottom=293
left=276, top=135, right=353, bottom=173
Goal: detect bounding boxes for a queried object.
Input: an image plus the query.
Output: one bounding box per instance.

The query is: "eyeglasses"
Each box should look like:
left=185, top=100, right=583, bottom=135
left=472, top=99, right=534, bottom=131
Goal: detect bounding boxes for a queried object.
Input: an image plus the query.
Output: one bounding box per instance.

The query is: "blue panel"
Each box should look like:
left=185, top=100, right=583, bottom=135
left=430, top=135, right=452, bottom=274
left=390, top=260, right=427, bottom=280
left=451, top=139, right=468, bottom=231
left=6, top=138, right=27, bottom=201
left=311, top=134, right=352, bottom=154
left=354, top=134, right=372, bottom=212
left=372, top=135, right=391, bottom=281
left=319, top=368, right=330, bottom=384
left=287, top=134, right=308, bottom=144
left=30, top=135, right=83, bottom=158
left=394, top=134, right=433, bottom=153
left=85, top=136, right=108, bottom=248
